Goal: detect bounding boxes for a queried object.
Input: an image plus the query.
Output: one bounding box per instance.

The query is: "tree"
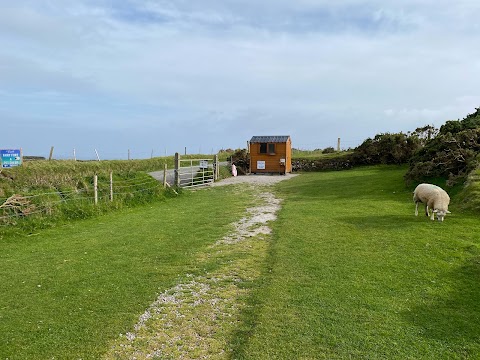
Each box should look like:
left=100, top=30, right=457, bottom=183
left=408, top=125, right=439, bottom=146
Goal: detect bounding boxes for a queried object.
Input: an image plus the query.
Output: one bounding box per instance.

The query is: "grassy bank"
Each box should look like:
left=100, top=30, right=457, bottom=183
left=458, top=167, right=480, bottom=212
left=0, top=155, right=230, bottom=233
left=236, top=166, right=480, bottom=359
left=0, top=154, right=226, bottom=195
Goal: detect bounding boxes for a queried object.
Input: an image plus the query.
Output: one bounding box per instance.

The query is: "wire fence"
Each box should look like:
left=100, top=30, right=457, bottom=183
left=0, top=173, right=165, bottom=227
left=21, top=139, right=365, bottom=161
left=21, top=146, right=229, bottom=162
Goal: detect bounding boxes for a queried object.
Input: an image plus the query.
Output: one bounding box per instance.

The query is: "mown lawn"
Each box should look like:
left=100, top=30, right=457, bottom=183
left=0, top=186, right=252, bottom=359
left=2, top=165, right=479, bottom=359
left=234, top=165, right=480, bottom=359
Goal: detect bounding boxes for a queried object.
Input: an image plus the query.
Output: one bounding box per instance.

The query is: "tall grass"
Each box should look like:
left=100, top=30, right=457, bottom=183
left=0, top=155, right=222, bottom=194
left=458, top=167, right=480, bottom=212
left=0, top=155, right=227, bottom=233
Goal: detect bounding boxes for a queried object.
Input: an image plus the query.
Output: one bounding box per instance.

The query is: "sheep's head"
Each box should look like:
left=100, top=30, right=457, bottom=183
left=433, top=209, right=451, bottom=222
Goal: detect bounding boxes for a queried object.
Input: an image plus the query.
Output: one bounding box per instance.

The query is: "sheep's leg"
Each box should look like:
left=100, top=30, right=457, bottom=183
left=415, top=202, right=419, bottom=216
left=425, top=205, right=429, bottom=217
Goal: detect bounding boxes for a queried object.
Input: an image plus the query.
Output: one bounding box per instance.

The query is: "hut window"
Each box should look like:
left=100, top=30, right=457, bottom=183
left=259, top=143, right=276, bottom=154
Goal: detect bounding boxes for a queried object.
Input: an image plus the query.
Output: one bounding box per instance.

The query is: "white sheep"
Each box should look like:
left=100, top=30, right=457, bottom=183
left=413, top=183, right=451, bottom=222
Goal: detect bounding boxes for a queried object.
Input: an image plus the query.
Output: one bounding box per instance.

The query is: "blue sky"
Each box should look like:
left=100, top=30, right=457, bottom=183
left=1, top=1, right=480, bottom=159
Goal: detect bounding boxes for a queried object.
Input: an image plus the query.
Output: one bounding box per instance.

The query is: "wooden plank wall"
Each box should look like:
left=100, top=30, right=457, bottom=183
left=250, top=140, right=291, bottom=174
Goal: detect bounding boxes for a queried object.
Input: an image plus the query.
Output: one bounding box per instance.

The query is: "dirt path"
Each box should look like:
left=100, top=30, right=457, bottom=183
left=104, top=174, right=297, bottom=359
left=211, top=173, right=298, bottom=187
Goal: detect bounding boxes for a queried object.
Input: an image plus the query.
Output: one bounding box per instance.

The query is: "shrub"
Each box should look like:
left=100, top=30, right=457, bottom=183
left=352, top=132, right=422, bottom=165
left=230, top=149, right=250, bottom=175
left=405, top=108, right=480, bottom=185
left=292, top=153, right=353, bottom=172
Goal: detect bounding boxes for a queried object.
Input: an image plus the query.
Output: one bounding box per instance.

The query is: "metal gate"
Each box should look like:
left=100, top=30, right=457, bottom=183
left=175, top=155, right=218, bottom=189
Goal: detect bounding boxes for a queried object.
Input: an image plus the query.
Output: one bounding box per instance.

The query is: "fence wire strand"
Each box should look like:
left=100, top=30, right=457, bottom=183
left=0, top=175, right=165, bottom=226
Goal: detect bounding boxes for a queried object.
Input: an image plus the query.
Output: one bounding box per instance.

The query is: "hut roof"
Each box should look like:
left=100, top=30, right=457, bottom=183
left=250, top=135, right=290, bottom=143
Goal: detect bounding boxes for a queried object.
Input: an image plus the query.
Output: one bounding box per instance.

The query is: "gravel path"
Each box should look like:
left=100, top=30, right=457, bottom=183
left=149, top=168, right=297, bottom=187
left=211, top=173, right=298, bottom=187
left=104, top=173, right=298, bottom=359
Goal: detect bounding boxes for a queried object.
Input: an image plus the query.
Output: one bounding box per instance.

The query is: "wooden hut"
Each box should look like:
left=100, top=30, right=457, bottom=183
left=249, top=135, right=292, bottom=174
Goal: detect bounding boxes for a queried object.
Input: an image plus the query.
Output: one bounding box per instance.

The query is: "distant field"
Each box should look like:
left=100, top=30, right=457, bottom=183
left=1, top=165, right=479, bottom=359
left=292, top=149, right=353, bottom=159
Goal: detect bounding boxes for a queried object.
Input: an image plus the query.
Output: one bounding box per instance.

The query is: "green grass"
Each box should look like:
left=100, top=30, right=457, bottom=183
left=0, top=155, right=231, bottom=233
left=0, top=186, right=251, bottom=359
left=0, top=154, right=224, bottom=196
left=234, top=166, right=480, bottom=359
left=458, top=167, right=480, bottom=212
left=2, top=165, right=480, bottom=359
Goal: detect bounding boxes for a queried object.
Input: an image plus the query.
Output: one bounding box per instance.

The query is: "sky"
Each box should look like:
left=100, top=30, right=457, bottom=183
left=1, top=1, right=480, bottom=159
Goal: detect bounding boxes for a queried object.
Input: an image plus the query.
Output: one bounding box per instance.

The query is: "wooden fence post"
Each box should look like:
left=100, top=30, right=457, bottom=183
left=174, top=152, right=180, bottom=187
left=94, top=174, right=98, bottom=205
left=110, top=171, right=113, bottom=202
left=337, top=138, right=341, bottom=152
left=48, top=146, right=54, bottom=161
left=163, top=163, right=167, bottom=188
left=213, top=154, right=219, bottom=180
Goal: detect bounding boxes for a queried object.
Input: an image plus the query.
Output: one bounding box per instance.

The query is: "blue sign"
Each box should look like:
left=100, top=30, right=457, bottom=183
left=1, top=149, right=22, bottom=168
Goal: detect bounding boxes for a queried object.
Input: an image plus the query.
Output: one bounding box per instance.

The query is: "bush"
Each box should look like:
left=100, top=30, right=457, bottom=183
left=230, top=149, right=250, bottom=175
left=292, top=153, right=353, bottom=172
left=405, top=109, right=480, bottom=185
left=351, top=132, right=422, bottom=165
left=292, top=132, right=421, bottom=172
left=439, top=107, right=480, bottom=135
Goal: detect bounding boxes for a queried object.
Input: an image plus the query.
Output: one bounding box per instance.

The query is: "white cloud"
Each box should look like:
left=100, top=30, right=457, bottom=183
left=1, top=1, right=480, bottom=156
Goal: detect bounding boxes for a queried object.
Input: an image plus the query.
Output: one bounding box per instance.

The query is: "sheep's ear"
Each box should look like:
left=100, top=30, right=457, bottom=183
left=433, top=209, right=438, bottom=213
left=447, top=210, right=451, bottom=214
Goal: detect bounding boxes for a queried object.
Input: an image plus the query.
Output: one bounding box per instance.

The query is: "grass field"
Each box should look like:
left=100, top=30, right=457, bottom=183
left=236, top=166, right=480, bottom=359
left=292, top=149, right=353, bottom=159
left=1, top=165, right=479, bottom=359
left=0, top=185, right=253, bottom=359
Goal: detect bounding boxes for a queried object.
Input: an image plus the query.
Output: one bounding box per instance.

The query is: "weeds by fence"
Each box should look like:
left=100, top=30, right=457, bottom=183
left=0, top=156, right=233, bottom=233
left=0, top=170, right=172, bottom=231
